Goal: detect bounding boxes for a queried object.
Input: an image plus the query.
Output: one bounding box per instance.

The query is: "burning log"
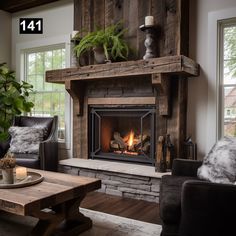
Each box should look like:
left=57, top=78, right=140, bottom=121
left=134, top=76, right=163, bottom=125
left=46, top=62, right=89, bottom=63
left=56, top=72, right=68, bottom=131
left=134, top=135, right=149, bottom=150
left=110, top=140, right=120, bottom=150
left=113, top=132, right=127, bottom=149
left=141, top=141, right=150, bottom=153
left=110, top=131, right=150, bottom=155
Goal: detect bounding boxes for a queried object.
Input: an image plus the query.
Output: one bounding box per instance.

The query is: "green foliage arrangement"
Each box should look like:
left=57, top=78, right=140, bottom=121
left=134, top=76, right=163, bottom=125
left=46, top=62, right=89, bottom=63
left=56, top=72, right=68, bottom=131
left=0, top=63, right=34, bottom=141
left=0, top=152, right=16, bottom=169
left=73, top=22, right=129, bottom=62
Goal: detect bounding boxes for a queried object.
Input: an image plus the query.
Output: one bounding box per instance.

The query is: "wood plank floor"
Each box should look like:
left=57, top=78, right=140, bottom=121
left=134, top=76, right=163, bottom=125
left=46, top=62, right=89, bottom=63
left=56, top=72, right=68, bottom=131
left=81, top=191, right=161, bottom=224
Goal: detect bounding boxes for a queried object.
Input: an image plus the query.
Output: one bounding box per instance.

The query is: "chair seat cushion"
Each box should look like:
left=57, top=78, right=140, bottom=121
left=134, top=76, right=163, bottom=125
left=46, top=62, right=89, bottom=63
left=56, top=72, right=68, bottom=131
left=160, top=175, right=198, bottom=223
left=15, top=153, right=40, bottom=169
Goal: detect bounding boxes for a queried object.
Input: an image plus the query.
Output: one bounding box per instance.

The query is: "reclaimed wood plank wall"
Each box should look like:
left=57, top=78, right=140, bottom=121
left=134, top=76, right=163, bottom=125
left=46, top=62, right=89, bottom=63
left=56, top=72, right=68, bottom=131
left=73, top=0, right=189, bottom=159
left=74, top=0, right=189, bottom=59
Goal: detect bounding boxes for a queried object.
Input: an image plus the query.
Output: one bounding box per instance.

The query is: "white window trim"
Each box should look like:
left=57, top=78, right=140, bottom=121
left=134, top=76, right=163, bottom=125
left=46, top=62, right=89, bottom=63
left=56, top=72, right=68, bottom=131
left=207, top=7, right=236, bottom=152
left=15, top=34, right=73, bottom=154
left=218, top=19, right=236, bottom=138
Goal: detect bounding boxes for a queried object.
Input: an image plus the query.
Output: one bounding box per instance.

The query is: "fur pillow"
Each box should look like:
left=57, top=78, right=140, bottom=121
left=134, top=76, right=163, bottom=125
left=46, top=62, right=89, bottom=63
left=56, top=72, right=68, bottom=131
left=197, top=136, right=236, bottom=184
left=9, top=126, right=44, bottom=154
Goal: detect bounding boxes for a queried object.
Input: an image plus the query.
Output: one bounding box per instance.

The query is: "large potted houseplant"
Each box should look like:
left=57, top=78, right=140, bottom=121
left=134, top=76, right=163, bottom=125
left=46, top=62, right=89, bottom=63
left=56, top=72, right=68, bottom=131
left=73, top=22, right=130, bottom=64
left=0, top=63, right=34, bottom=141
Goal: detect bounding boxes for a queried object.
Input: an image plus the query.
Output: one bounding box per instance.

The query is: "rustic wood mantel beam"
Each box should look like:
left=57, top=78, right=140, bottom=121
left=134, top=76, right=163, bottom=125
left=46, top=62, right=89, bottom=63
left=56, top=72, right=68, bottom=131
left=46, top=55, right=199, bottom=84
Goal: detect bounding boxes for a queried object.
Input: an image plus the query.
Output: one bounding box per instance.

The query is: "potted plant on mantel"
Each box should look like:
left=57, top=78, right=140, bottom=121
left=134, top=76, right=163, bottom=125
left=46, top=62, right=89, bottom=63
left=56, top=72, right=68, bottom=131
left=73, top=22, right=130, bottom=65
left=0, top=63, right=34, bottom=141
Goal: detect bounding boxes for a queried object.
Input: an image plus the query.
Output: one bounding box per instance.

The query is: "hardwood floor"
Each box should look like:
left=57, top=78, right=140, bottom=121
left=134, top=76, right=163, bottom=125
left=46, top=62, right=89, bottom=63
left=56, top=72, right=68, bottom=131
left=81, top=191, right=161, bottom=224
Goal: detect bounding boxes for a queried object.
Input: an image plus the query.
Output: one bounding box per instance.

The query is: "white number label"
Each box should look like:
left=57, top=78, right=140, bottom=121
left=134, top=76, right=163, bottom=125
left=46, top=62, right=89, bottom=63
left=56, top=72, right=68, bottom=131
left=20, top=18, right=43, bottom=34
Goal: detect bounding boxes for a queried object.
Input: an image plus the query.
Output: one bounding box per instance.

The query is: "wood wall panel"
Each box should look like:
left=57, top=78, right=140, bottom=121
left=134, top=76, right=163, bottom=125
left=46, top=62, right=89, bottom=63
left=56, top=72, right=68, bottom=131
left=74, top=0, right=82, bottom=31
left=93, top=0, right=105, bottom=30
left=74, top=0, right=189, bottom=58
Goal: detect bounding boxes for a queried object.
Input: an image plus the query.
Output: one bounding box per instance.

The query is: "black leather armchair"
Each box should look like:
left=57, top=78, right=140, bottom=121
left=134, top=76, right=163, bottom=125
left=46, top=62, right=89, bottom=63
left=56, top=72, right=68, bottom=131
left=0, top=116, right=58, bottom=171
left=160, top=159, right=236, bottom=236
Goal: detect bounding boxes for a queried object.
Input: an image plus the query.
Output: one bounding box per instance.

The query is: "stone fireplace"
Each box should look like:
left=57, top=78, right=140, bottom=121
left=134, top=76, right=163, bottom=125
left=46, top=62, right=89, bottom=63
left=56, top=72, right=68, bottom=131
left=54, top=66, right=197, bottom=202
left=46, top=0, right=200, bottom=203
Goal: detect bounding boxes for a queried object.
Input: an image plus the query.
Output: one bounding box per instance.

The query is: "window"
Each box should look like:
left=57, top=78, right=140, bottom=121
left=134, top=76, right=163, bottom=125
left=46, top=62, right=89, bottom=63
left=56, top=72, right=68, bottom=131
left=219, top=19, right=236, bottom=136
left=25, top=45, right=66, bottom=141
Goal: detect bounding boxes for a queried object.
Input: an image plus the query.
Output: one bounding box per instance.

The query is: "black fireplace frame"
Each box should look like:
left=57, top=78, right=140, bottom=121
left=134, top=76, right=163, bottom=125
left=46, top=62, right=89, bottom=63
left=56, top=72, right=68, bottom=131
left=89, top=107, right=155, bottom=165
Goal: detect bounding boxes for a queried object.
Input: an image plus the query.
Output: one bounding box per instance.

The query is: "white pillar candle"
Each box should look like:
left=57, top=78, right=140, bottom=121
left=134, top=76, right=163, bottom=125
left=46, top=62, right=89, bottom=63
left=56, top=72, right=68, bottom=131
left=145, top=16, right=154, bottom=26
left=16, top=167, right=27, bottom=180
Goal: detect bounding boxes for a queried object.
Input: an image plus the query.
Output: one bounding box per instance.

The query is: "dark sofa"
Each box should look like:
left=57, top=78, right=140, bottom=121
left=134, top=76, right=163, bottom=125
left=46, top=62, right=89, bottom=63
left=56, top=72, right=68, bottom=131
left=160, top=158, right=236, bottom=236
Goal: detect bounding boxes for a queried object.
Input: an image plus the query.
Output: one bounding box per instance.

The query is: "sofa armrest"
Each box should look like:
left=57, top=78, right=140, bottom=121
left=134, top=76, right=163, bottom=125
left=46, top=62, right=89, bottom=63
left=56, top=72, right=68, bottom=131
left=172, top=159, right=202, bottom=177
left=179, top=180, right=236, bottom=236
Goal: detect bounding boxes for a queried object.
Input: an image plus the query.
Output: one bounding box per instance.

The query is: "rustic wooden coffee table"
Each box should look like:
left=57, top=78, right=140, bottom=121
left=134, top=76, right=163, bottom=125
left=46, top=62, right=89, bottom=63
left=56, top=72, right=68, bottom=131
left=0, top=169, right=101, bottom=236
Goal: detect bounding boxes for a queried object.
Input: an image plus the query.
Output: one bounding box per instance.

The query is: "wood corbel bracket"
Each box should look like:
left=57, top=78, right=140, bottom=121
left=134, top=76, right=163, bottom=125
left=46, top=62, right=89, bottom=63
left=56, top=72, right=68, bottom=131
left=65, top=80, right=85, bottom=116
left=152, top=73, right=171, bottom=116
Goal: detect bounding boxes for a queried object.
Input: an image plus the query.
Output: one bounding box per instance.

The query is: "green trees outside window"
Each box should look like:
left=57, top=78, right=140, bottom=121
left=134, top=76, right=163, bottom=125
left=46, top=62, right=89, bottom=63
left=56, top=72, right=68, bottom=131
left=25, top=47, right=66, bottom=141
left=222, top=23, right=236, bottom=136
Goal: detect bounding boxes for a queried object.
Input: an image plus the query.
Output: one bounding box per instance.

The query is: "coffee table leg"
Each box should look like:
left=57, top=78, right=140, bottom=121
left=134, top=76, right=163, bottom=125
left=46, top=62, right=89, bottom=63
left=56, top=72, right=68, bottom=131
left=55, top=193, right=93, bottom=235
left=30, top=208, right=64, bottom=236
left=31, top=194, right=92, bottom=236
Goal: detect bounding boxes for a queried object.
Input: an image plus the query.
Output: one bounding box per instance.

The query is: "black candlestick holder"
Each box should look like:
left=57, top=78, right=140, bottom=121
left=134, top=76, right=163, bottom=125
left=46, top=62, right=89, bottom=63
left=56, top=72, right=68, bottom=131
left=139, top=24, right=158, bottom=60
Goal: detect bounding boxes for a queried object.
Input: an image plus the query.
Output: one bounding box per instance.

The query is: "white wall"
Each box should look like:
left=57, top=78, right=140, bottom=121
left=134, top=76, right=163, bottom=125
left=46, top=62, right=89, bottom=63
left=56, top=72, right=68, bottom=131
left=11, top=0, right=73, bottom=70
left=0, top=10, right=11, bottom=66
left=188, top=0, right=236, bottom=159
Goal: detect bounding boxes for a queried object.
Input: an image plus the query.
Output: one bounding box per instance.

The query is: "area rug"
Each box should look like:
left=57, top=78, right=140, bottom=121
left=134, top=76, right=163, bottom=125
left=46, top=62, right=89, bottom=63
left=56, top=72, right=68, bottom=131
left=0, top=208, right=162, bottom=236
left=80, top=208, right=162, bottom=236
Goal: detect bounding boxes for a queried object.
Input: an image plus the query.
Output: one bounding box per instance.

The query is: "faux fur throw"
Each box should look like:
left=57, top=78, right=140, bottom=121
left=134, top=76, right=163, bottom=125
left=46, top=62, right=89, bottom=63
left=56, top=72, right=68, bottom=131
left=197, top=136, right=236, bottom=184
left=9, top=126, right=44, bottom=154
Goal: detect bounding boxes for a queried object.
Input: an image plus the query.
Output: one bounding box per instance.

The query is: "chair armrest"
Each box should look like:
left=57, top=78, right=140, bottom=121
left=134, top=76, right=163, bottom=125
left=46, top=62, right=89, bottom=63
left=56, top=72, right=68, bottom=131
left=45, top=115, right=58, bottom=142
left=39, top=140, right=58, bottom=171
left=0, top=145, right=3, bottom=158
left=0, top=140, right=10, bottom=158
left=172, top=159, right=202, bottom=177
left=180, top=180, right=236, bottom=236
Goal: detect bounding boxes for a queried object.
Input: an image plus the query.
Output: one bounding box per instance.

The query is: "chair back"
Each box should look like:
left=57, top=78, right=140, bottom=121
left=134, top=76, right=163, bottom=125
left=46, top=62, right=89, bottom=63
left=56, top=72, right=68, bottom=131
left=13, top=116, right=58, bottom=141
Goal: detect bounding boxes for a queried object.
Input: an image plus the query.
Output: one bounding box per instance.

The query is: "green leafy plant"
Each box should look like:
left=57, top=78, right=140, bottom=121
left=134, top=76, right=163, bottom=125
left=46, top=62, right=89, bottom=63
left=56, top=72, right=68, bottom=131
left=73, top=22, right=129, bottom=63
left=0, top=63, right=34, bottom=141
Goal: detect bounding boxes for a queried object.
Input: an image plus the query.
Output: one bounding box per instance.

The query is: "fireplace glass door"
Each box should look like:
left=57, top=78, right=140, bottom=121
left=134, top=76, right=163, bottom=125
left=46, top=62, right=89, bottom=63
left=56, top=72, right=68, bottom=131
left=89, top=107, right=155, bottom=165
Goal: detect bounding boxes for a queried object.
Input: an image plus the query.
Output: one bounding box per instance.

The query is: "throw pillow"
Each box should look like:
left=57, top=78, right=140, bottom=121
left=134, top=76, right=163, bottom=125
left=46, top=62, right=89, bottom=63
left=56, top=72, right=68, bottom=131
left=9, top=126, right=44, bottom=154
left=197, top=136, right=236, bottom=184
left=31, top=124, right=49, bottom=139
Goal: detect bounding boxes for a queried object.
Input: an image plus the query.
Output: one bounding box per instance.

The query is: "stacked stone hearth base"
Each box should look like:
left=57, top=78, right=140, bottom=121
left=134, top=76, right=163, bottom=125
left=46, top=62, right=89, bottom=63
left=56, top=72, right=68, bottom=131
left=59, top=159, right=170, bottom=203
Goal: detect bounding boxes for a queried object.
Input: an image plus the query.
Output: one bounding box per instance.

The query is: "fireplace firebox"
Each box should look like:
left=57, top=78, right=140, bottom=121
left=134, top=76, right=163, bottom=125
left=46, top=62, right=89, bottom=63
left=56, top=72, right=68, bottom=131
left=89, top=107, right=155, bottom=165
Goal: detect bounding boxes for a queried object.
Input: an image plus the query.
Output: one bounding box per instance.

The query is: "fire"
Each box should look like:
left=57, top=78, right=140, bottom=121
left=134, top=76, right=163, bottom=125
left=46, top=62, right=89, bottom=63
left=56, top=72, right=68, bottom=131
left=128, top=130, right=134, bottom=147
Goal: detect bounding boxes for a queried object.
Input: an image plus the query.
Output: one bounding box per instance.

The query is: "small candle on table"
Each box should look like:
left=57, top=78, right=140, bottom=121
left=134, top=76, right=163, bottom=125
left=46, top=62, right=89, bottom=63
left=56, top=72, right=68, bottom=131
left=16, top=167, right=27, bottom=180
left=145, top=16, right=154, bottom=26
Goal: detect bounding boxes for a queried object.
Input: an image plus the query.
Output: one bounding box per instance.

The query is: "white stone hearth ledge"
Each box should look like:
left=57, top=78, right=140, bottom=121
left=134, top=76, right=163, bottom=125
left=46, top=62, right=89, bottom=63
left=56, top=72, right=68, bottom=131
left=59, top=159, right=171, bottom=178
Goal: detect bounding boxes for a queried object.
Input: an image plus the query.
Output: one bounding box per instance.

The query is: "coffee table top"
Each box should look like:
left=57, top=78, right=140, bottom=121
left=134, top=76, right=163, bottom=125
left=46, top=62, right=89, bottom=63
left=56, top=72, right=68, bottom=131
left=0, top=169, right=101, bottom=216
